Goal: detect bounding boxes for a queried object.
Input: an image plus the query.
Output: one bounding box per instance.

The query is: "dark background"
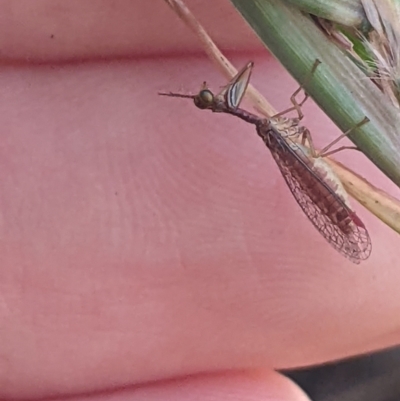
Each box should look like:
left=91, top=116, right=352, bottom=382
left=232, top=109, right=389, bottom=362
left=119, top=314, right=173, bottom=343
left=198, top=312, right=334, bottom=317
left=285, top=347, right=400, bottom=401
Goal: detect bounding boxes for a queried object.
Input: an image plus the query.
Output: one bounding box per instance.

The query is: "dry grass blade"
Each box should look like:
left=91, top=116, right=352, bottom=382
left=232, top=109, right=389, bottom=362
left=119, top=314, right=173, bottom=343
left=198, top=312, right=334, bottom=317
left=331, top=159, right=400, bottom=234
left=360, top=0, right=400, bottom=108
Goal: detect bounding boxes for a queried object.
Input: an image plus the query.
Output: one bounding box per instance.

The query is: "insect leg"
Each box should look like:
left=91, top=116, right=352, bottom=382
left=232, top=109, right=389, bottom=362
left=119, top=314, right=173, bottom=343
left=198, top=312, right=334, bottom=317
left=319, top=145, right=360, bottom=157
left=271, top=59, right=322, bottom=121
left=300, top=128, right=317, bottom=156
left=317, top=116, right=370, bottom=157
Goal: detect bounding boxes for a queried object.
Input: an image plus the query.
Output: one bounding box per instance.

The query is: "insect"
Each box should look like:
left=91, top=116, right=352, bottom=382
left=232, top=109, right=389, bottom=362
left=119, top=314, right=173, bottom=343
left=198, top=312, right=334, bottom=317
left=159, top=62, right=372, bottom=263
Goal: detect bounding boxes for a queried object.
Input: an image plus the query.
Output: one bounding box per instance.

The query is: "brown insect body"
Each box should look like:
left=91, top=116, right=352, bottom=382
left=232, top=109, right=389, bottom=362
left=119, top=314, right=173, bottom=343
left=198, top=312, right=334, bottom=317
left=159, top=62, right=372, bottom=263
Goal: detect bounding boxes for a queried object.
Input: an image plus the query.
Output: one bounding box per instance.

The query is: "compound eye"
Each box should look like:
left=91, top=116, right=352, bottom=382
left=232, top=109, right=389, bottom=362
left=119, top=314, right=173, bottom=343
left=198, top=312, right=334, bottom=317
left=194, top=89, right=214, bottom=109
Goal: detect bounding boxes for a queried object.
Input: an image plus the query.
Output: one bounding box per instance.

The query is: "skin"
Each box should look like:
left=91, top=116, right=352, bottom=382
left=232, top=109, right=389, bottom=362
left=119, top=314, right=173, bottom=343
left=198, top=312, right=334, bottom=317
left=0, top=0, right=400, bottom=399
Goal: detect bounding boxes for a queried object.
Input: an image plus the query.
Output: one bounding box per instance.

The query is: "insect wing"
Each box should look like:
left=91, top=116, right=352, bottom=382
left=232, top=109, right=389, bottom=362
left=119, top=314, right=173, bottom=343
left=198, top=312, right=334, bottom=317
left=266, top=131, right=371, bottom=263
left=218, top=61, right=253, bottom=109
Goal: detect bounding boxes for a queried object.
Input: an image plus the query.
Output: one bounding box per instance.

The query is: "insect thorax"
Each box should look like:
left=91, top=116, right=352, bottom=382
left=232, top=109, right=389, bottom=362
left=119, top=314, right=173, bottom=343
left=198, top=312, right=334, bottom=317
left=270, top=116, right=302, bottom=138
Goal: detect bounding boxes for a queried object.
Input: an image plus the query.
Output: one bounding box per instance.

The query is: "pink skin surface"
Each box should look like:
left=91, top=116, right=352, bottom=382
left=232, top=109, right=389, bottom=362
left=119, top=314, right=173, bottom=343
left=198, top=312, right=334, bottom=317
left=1, top=0, right=400, bottom=399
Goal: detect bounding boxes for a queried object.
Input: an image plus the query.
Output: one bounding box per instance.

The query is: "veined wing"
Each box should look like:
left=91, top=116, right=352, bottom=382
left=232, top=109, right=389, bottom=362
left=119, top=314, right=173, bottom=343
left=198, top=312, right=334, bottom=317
left=261, top=126, right=371, bottom=263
